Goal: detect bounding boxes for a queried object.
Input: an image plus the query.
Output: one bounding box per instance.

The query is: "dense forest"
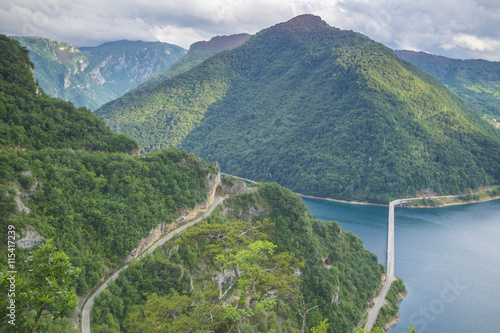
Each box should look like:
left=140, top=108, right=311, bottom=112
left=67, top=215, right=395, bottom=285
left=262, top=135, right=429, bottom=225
left=1, top=33, right=400, bottom=332
left=91, top=181, right=384, bottom=333
left=0, top=148, right=215, bottom=294
left=0, top=35, right=137, bottom=152
left=0, top=35, right=217, bottom=331
left=96, top=15, right=500, bottom=203
left=12, top=37, right=187, bottom=110
left=137, top=33, right=251, bottom=89
left=395, top=50, right=500, bottom=118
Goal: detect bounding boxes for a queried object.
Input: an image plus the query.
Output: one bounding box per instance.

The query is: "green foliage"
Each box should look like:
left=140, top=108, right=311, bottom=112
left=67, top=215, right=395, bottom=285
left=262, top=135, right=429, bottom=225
left=91, top=181, right=385, bottom=333
left=374, top=278, right=406, bottom=329
left=396, top=50, right=500, bottom=118
left=259, top=183, right=384, bottom=332
left=216, top=240, right=301, bottom=332
left=0, top=147, right=214, bottom=294
left=311, top=318, right=329, bottom=333
left=13, top=37, right=187, bottom=110
left=0, top=35, right=138, bottom=152
left=0, top=239, right=79, bottom=332
left=96, top=16, right=500, bottom=203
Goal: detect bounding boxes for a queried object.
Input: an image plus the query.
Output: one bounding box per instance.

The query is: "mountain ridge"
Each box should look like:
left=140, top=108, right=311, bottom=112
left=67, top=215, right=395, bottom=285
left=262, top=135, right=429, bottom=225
left=135, top=33, right=251, bottom=89
left=96, top=15, right=500, bottom=203
left=12, top=36, right=187, bottom=110
left=395, top=49, right=500, bottom=119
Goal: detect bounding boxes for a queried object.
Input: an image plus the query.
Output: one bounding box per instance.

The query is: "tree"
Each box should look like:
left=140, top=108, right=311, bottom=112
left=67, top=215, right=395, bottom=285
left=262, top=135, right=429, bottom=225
left=311, top=318, right=329, bottom=333
left=26, top=239, right=80, bottom=332
left=216, top=240, right=301, bottom=333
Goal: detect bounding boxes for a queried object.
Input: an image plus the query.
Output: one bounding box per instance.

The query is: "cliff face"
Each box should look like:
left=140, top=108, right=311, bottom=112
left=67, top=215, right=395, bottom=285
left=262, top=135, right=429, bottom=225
left=13, top=37, right=187, bottom=110
left=124, top=166, right=221, bottom=263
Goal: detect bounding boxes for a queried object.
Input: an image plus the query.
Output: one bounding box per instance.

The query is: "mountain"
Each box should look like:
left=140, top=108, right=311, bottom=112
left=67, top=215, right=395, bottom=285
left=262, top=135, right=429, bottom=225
left=96, top=15, right=500, bottom=203
left=12, top=37, right=187, bottom=110
left=0, top=35, right=137, bottom=152
left=0, top=34, right=213, bottom=300
left=91, top=181, right=386, bottom=333
left=0, top=34, right=389, bottom=332
left=395, top=50, right=500, bottom=119
left=137, top=33, right=251, bottom=88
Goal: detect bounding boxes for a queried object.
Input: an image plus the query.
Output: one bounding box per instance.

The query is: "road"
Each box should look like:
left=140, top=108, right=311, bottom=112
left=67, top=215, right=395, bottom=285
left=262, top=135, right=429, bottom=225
left=81, top=195, right=225, bottom=333
left=364, top=186, right=499, bottom=330
left=364, top=198, right=402, bottom=330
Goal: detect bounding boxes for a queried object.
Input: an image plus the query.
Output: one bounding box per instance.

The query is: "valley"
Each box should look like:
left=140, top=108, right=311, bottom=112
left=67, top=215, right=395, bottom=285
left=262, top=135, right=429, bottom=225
left=1, top=7, right=500, bottom=333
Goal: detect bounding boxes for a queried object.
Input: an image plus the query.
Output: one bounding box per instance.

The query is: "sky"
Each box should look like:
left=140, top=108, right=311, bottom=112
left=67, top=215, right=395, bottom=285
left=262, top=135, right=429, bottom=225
left=1, top=0, right=500, bottom=61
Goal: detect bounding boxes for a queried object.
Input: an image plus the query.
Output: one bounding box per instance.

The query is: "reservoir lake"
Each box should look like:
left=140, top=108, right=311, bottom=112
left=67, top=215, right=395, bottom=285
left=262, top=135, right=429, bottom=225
left=302, top=197, right=500, bottom=333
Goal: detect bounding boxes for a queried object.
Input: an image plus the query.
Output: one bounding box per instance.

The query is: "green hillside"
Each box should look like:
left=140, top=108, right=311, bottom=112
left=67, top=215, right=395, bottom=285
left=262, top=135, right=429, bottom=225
left=395, top=50, right=500, bottom=119
left=137, top=33, right=250, bottom=89
left=96, top=15, right=500, bottom=203
left=0, top=35, right=137, bottom=152
left=0, top=35, right=214, bottom=299
left=91, top=181, right=384, bottom=333
left=0, top=34, right=389, bottom=332
left=12, top=37, right=186, bottom=110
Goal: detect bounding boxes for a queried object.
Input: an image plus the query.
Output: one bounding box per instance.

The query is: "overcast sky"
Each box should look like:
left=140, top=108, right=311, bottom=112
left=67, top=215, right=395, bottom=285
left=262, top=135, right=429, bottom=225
left=1, top=0, right=500, bottom=60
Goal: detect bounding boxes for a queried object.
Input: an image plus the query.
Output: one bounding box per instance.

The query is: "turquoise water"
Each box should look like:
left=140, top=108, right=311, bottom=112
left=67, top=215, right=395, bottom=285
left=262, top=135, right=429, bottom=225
left=302, top=198, right=500, bottom=333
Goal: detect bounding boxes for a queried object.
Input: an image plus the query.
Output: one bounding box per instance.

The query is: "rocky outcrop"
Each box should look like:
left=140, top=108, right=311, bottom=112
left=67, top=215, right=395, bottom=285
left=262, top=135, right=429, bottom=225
left=221, top=205, right=265, bottom=222
left=124, top=167, right=221, bottom=263
left=126, top=147, right=140, bottom=156
left=222, top=180, right=249, bottom=196
left=16, top=225, right=44, bottom=249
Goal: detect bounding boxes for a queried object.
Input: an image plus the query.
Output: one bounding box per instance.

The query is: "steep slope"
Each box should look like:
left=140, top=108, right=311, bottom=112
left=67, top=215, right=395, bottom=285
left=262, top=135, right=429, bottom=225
left=0, top=35, right=137, bottom=152
left=138, top=33, right=250, bottom=88
left=91, top=181, right=384, bottom=333
left=0, top=35, right=215, bottom=299
left=395, top=50, right=500, bottom=119
left=12, top=37, right=186, bottom=110
left=96, top=15, right=500, bottom=203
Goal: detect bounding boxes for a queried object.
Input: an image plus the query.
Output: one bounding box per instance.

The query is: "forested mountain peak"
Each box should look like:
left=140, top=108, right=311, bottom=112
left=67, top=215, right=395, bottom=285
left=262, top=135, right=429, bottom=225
left=135, top=33, right=251, bottom=89
left=272, top=14, right=329, bottom=31
left=96, top=15, right=500, bottom=203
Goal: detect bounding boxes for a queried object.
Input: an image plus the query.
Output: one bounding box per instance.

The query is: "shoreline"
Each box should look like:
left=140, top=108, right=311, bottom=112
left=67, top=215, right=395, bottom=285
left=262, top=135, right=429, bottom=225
left=221, top=173, right=500, bottom=208
left=383, top=289, right=409, bottom=332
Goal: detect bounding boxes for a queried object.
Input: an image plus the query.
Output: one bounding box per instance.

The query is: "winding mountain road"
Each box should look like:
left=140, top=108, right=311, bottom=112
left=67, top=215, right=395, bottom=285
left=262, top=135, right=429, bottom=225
left=81, top=195, right=225, bottom=333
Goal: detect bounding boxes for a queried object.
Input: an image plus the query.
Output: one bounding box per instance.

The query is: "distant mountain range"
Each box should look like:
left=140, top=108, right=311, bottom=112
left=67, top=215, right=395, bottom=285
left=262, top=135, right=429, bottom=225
left=12, top=37, right=187, bottom=110
left=95, top=14, right=500, bottom=203
left=395, top=50, right=500, bottom=119
left=137, top=33, right=251, bottom=89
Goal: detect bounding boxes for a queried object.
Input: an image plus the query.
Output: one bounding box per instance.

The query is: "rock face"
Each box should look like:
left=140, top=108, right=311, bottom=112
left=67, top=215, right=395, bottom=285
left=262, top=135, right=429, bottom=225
left=124, top=167, right=221, bottom=263
left=17, top=225, right=45, bottom=249
left=13, top=37, right=187, bottom=110
left=222, top=180, right=248, bottom=196
left=220, top=180, right=265, bottom=222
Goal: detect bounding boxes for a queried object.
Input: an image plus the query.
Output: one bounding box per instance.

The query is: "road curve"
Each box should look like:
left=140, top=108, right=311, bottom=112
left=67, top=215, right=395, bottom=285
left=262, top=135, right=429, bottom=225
left=81, top=195, right=225, bottom=333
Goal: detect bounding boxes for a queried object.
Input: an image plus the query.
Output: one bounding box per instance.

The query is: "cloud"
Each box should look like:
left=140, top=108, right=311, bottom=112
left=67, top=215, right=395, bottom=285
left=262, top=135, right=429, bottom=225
left=1, top=0, right=500, bottom=60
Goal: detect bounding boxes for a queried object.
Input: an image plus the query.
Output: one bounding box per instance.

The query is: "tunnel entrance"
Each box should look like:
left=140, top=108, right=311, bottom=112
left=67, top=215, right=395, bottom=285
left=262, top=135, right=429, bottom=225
left=215, top=184, right=224, bottom=197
